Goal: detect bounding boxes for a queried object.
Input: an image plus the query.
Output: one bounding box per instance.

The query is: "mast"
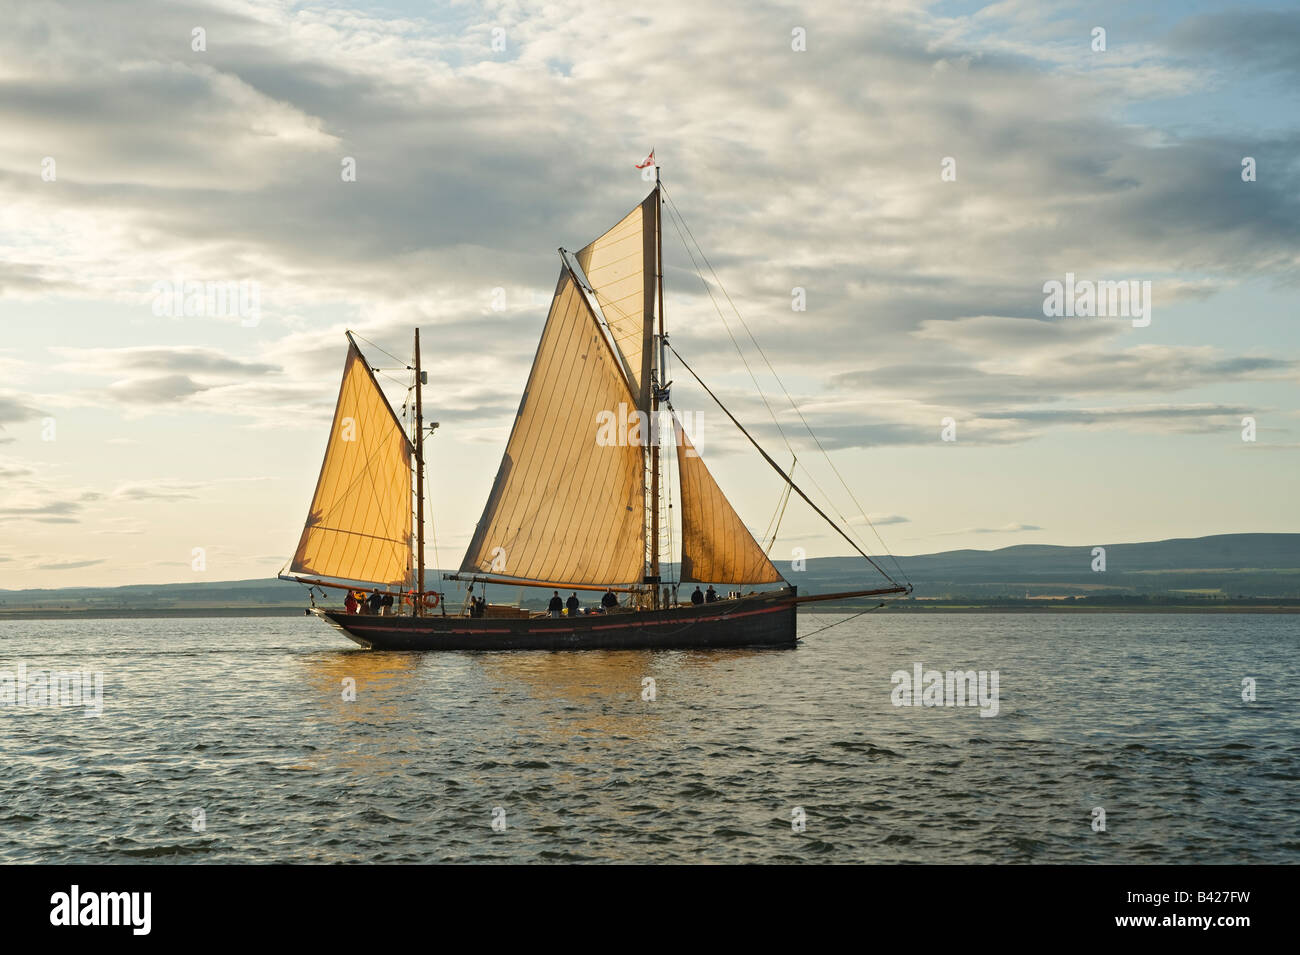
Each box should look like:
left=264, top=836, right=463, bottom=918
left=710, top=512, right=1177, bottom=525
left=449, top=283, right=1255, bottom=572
left=414, top=327, right=426, bottom=613
left=649, top=166, right=665, bottom=608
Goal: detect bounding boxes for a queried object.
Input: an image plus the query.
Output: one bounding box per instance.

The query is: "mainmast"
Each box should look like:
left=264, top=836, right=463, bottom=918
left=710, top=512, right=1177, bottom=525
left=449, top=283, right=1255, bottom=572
left=414, top=327, right=426, bottom=613
left=649, top=166, right=665, bottom=609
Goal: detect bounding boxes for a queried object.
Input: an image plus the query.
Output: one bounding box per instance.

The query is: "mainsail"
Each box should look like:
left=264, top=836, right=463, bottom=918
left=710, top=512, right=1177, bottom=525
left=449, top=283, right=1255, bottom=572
left=674, top=416, right=785, bottom=585
left=289, top=340, right=414, bottom=587
left=575, top=192, right=657, bottom=412
left=458, top=268, right=646, bottom=587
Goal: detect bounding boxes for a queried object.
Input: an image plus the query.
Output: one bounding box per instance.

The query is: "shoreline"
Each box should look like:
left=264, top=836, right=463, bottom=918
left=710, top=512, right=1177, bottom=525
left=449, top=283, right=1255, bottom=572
left=2, top=603, right=1299, bottom=620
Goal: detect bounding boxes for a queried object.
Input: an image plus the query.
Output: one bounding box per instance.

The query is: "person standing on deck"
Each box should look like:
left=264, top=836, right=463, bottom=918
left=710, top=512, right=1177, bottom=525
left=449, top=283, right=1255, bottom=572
left=367, top=590, right=382, bottom=615
left=601, top=589, right=618, bottom=612
left=344, top=591, right=358, bottom=614
left=691, top=586, right=704, bottom=606
left=380, top=592, right=394, bottom=616
left=566, top=593, right=580, bottom=616
left=548, top=592, right=563, bottom=618
left=705, top=585, right=717, bottom=603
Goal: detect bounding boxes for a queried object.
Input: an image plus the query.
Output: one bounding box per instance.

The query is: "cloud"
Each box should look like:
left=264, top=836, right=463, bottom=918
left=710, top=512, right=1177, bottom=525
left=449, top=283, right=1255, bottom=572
left=0, top=0, right=1291, bottom=456
left=0, top=392, right=44, bottom=425
left=1, top=0, right=1296, bottom=331
left=852, top=513, right=910, bottom=526
left=35, top=558, right=108, bottom=571
left=943, top=523, right=1044, bottom=535
left=54, top=346, right=280, bottom=378
left=820, top=313, right=1298, bottom=443
left=0, top=485, right=103, bottom=524
left=105, top=374, right=211, bottom=404
left=1168, top=10, right=1300, bottom=77
left=111, top=482, right=201, bottom=501
left=0, top=500, right=82, bottom=518
left=973, top=403, right=1263, bottom=437
left=44, top=346, right=281, bottom=409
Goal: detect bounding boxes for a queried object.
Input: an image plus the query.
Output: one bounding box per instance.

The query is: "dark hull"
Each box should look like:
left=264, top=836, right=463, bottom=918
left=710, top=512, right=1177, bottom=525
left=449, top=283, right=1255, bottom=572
left=314, top=590, right=798, bottom=651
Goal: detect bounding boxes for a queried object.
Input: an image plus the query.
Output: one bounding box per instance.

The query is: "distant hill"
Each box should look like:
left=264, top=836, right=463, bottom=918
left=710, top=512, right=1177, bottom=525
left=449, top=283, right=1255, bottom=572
left=780, top=533, right=1300, bottom=599
left=1, top=534, right=1297, bottom=615
left=0, top=577, right=309, bottom=615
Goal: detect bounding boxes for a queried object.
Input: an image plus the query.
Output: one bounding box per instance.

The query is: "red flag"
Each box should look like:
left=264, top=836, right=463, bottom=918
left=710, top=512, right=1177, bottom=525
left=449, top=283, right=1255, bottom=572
left=635, top=149, right=655, bottom=169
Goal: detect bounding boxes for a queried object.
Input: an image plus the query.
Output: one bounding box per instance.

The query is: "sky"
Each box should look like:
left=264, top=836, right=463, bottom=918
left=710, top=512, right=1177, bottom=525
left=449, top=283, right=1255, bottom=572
left=0, top=0, right=1297, bottom=589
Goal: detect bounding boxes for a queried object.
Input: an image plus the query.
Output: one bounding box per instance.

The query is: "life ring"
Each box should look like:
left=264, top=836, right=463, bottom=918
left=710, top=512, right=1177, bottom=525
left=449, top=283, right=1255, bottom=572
left=423, top=592, right=440, bottom=610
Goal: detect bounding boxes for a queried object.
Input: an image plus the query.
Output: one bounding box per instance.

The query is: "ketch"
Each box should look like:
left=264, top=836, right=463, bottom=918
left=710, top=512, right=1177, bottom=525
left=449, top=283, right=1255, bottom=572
left=281, top=165, right=910, bottom=649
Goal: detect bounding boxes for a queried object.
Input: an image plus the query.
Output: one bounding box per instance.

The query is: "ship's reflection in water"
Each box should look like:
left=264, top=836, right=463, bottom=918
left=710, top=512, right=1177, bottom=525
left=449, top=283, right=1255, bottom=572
left=474, top=647, right=772, bottom=735
left=294, top=647, right=769, bottom=775
left=292, top=646, right=781, bottom=860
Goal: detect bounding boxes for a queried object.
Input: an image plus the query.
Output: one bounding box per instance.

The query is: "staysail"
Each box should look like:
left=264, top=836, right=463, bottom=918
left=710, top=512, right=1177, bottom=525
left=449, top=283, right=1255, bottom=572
left=458, top=268, right=646, bottom=587
left=575, top=191, right=657, bottom=412
left=674, top=416, right=785, bottom=585
left=289, top=340, right=414, bottom=587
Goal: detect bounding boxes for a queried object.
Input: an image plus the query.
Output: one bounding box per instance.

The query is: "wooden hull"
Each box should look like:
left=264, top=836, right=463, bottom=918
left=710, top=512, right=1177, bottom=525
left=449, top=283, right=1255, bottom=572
left=313, top=590, right=798, bottom=651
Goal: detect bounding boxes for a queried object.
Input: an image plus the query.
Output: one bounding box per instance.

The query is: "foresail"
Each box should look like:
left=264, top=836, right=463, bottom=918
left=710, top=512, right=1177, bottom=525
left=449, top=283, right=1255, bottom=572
left=575, top=191, right=657, bottom=411
left=459, top=268, right=646, bottom=587
left=674, top=417, right=785, bottom=585
left=290, top=342, right=414, bottom=587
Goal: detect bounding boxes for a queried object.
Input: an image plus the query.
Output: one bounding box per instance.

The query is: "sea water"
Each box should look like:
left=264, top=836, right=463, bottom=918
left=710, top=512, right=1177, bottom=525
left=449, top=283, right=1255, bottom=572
left=0, top=613, right=1295, bottom=863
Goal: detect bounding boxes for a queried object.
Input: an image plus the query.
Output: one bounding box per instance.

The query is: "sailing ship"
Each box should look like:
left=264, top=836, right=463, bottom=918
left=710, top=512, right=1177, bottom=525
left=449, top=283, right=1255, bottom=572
left=281, top=168, right=909, bottom=650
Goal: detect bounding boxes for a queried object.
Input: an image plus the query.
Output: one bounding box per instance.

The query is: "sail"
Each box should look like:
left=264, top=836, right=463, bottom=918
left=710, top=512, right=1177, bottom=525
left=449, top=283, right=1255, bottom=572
left=290, top=341, right=414, bottom=587
left=459, top=268, right=646, bottom=587
left=575, top=191, right=657, bottom=411
left=674, top=417, right=785, bottom=585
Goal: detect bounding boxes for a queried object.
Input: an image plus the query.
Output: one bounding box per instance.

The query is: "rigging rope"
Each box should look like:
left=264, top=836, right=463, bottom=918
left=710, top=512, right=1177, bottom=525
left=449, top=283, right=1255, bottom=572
left=660, top=203, right=880, bottom=565
left=666, top=342, right=903, bottom=589
left=660, top=185, right=910, bottom=588
left=760, top=461, right=795, bottom=557
left=799, top=602, right=888, bottom=640
left=351, top=332, right=409, bottom=368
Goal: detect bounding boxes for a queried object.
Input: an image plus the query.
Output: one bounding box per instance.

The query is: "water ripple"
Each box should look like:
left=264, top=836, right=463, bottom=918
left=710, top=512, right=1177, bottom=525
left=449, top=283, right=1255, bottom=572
left=0, top=613, right=1295, bottom=863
